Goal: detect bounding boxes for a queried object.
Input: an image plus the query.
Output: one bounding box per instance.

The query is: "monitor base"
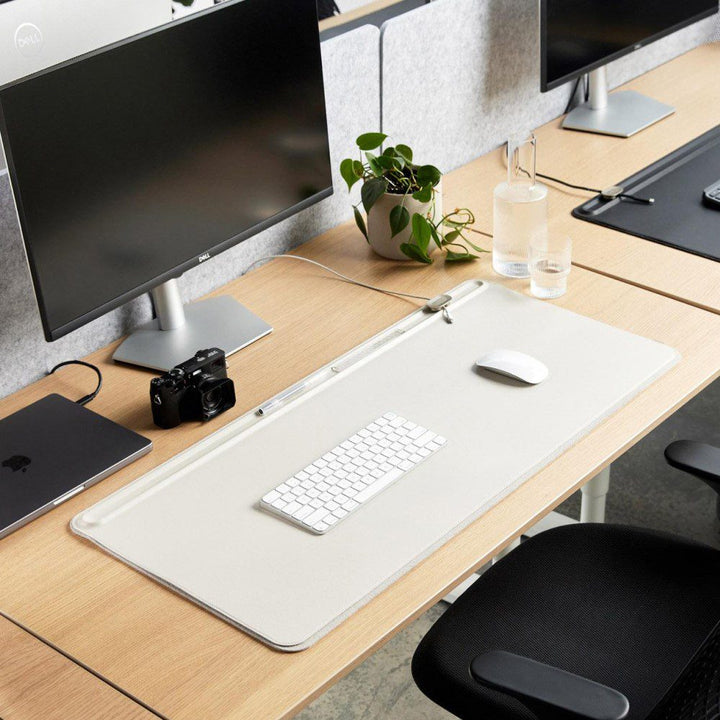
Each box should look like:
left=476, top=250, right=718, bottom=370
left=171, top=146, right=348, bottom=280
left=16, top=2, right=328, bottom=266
left=562, top=90, right=674, bottom=138
left=113, top=295, right=272, bottom=371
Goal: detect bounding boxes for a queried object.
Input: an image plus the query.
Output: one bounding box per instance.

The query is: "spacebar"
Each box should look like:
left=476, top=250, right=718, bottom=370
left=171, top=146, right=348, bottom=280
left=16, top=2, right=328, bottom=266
left=354, top=467, right=405, bottom=503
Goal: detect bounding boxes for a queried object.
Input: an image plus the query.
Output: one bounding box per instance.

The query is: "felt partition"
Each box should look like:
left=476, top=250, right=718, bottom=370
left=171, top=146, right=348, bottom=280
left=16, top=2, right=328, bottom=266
left=0, top=25, right=381, bottom=398
left=380, top=0, right=719, bottom=173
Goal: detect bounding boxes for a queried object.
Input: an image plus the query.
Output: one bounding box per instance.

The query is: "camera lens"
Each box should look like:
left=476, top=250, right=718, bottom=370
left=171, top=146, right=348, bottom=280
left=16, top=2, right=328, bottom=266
left=197, top=377, right=236, bottom=420
left=203, top=386, right=223, bottom=413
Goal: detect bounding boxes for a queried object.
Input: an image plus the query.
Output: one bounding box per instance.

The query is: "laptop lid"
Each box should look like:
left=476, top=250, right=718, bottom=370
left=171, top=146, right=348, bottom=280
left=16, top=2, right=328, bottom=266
left=0, top=393, right=151, bottom=539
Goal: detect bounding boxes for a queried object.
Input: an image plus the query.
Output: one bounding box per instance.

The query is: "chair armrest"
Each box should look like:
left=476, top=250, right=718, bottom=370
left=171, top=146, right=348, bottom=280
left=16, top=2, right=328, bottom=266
left=470, top=651, right=629, bottom=720
left=665, top=441, right=720, bottom=489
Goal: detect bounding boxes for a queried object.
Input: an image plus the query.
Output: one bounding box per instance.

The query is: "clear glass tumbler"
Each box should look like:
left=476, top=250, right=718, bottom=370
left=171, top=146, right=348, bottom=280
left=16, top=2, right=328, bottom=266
left=529, top=235, right=572, bottom=299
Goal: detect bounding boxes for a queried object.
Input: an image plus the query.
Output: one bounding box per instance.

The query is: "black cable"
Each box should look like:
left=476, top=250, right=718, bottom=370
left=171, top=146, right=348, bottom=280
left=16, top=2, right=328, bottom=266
left=563, top=76, right=583, bottom=115
left=534, top=171, right=654, bottom=205
left=504, top=144, right=654, bottom=205
left=536, top=172, right=599, bottom=193
left=48, top=360, right=103, bottom=406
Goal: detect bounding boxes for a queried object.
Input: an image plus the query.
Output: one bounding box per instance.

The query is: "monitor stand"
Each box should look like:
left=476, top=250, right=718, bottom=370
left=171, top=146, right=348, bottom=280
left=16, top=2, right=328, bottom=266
left=112, top=278, right=272, bottom=371
left=563, top=67, right=674, bottom=138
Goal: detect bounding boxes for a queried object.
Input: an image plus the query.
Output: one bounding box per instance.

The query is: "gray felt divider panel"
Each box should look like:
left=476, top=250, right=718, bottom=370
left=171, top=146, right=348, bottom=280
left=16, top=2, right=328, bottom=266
left=0, top=25, right=380, bottom=398
left=380, top=0, right=719, bottom=174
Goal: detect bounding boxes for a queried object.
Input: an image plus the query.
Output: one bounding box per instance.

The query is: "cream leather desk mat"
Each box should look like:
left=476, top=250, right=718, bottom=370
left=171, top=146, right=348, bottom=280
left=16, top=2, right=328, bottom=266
left=72, top=281, right=679, bottom=651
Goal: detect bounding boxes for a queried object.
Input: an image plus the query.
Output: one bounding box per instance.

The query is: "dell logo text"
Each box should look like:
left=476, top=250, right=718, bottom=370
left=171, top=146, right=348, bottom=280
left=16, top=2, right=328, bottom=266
left=14, top=23, right=44, bottom=57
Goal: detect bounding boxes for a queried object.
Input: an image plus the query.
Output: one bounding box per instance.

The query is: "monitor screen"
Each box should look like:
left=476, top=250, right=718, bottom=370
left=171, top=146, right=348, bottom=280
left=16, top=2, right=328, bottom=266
left=0, top=0, right=332, bottom=341
left=541, top=0, right=718, bottom=90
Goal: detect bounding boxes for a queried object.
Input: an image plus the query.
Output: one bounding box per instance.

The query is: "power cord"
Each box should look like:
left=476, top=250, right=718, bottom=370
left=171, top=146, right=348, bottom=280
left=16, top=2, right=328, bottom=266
left=504, top=142, right=654, bottom=204
left=48, top=360, right=103, bottom=406
left=246, top=255, right=455, bottom=322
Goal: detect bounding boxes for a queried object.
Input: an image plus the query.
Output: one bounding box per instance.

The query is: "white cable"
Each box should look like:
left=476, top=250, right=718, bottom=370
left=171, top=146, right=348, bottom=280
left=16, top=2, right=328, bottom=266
left=245, top=254, right=433, bottom=303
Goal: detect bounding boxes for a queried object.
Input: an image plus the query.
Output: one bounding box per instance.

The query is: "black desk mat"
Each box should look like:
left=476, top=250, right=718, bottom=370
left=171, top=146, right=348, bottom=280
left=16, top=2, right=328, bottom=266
left=573, top=125, right=720, bottom=262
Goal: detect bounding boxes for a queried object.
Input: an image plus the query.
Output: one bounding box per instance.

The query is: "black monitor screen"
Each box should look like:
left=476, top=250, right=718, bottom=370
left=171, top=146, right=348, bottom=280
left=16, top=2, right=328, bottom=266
left=0, top=0, right=332, bottom=340
left=542, top=0, right=718, bottom=90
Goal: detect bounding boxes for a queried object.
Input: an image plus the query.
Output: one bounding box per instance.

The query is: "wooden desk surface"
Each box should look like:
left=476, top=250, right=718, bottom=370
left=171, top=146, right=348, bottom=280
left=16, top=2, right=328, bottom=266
left=444, top=42, right=720, bottom=314
left=0, top=614, right=158, bottom=720
left=0, top=221, right=719, bottom=719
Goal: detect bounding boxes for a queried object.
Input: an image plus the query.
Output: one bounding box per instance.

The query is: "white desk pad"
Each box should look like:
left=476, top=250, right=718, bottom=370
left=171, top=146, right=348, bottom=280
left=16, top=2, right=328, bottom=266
left=72, top=281, right=679, bottom=651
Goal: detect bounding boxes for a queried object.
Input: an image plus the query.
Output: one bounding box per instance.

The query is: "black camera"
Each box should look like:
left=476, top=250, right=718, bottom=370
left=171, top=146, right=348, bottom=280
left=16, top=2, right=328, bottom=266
left=150, top=348, right=236, bottom=429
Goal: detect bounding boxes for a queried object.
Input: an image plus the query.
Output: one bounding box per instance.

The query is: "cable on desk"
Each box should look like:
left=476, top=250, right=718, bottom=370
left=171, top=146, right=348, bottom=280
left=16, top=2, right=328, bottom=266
left=503, top=143, right=654, bottom=205
left=246, top=255, right=434, bottom=302
left=48, top=360, right=103, bottom=406
left=246, top=255, right=455, bottom=323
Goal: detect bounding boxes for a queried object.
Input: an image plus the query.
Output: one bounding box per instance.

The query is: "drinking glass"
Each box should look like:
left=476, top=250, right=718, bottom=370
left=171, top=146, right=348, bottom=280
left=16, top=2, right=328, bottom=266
left=529, top=235, right=572, bottom=299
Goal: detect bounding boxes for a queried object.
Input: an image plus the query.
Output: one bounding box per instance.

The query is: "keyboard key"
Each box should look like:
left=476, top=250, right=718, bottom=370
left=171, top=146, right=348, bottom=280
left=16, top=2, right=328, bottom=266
left=304, top=507, right=330, bottom=526
left=262, top=490, right=280, bottom=503
left=293, top=505, right=313, bottom=521
left=415, top=431, right=437, bottom=446
left=354, top=468, right=403, bottom=503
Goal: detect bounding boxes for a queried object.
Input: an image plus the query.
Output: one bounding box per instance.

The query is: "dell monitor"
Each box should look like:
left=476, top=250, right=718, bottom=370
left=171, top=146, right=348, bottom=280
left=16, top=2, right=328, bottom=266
left=541, top=0, right=718, bottom=137
left=0, top=0, right=332, bottom=370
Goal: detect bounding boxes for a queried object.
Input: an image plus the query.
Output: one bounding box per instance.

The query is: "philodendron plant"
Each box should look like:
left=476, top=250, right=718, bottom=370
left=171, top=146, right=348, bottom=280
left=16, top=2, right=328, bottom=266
left=340, top=132, right=487, bottom=264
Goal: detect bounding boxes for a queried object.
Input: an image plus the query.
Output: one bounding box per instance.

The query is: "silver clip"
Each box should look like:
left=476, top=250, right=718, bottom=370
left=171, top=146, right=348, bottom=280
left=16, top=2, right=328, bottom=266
left=442, top=305, right=454, bottom=324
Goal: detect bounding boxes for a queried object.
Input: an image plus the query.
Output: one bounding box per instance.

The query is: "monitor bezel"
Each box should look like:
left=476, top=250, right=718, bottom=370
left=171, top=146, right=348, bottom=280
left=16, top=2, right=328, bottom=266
left=0, top=0, right=333, bottom=342
left=540, top=0, right=718, bottom=92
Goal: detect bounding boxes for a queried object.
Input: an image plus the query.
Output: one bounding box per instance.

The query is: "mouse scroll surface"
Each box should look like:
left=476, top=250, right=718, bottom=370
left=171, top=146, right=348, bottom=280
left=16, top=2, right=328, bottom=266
left=475, top=350, right=549, bottom=385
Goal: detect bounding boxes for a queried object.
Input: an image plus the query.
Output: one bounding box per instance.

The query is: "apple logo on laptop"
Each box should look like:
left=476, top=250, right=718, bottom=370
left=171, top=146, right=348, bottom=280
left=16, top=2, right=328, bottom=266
left=14, top=23, right=44, bottom=58
left=1, top=455, right=31, bottom=473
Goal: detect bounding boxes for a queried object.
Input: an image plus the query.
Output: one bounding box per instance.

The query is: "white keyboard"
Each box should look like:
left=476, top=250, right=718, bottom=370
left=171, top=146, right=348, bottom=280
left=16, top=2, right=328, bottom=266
left=259, top=412, right=447, bottom=534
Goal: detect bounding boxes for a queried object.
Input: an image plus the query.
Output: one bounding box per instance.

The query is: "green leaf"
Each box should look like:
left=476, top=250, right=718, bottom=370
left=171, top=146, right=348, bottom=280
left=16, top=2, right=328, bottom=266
left=412, top=184, right=433, bottom=203
left=463, top=236, right=490, bottom=254
left=416, top=164, right=442, bottom=187
left=411, top=213, right=432, bottom=252
left=361, top=177, right=387, bottom=213
left=375, top=154, right=399, bottom=171
left=356, top=132, right=388, bottom=151
left=366, top=152, right=383, bottom=177
left=353, top=206, right=368, bottom=241
left=352, top=160, right=364, bottom=178
left=389, top=205, right=410, bottom=237
left=395, top=144, right=413, bottom=164
left=382, top=147, right=398, bottom=156
left=445, top=249, right=479, bottom=262
left=400, top=243, right=433, bottom=264
left=429, top=224, right=443, bottom=250
left=340, top=158, right=360, bottom=191
left=444, top=229, right=461, bottom=243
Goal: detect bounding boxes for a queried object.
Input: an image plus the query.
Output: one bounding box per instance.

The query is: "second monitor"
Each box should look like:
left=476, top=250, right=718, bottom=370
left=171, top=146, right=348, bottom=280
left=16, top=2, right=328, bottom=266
left=541, top=0, right=718, bottom=137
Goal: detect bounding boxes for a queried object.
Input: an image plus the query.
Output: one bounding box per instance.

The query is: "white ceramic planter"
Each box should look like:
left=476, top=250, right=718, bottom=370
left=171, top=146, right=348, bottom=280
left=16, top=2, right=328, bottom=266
left=366, top=183, right=443, bottom=260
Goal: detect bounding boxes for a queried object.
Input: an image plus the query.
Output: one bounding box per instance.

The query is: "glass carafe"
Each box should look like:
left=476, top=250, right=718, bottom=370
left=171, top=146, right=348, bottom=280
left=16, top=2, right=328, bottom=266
left=492, top=134, right=548, bottom=278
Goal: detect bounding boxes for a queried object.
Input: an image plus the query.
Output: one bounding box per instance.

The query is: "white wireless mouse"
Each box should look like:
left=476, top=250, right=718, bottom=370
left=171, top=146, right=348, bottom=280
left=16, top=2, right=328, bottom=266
left=475, top=349, right=549, bottom=385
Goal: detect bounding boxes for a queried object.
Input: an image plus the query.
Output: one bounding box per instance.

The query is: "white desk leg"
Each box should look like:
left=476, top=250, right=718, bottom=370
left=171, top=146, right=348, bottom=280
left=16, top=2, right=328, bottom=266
left=444, top=467, right=612, bottom=605
left=580, top=466, right=611, bottom=523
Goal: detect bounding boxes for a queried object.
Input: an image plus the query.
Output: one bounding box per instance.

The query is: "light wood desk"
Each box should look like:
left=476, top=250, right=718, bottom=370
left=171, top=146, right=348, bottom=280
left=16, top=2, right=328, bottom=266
left=0, top=224, right=719, bottom=719
left=0, top=614, right=158, bottom=720
left=2, top=40, right=720, bottom=720
left=444, top=42, right=720, bottom=314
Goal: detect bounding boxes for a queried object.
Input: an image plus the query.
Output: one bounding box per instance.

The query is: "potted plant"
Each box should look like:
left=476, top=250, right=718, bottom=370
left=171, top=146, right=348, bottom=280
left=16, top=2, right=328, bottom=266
left=340, top=132, right=486, bottom=264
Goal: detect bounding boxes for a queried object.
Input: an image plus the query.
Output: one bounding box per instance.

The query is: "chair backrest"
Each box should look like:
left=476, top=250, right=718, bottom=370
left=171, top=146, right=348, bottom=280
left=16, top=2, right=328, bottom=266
left=649, top=621, right=720, bottom=720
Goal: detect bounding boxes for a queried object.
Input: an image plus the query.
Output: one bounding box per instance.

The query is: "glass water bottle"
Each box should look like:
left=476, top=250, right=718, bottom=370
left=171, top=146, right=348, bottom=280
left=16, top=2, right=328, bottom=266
left=492, top=134, right=548, bottom=278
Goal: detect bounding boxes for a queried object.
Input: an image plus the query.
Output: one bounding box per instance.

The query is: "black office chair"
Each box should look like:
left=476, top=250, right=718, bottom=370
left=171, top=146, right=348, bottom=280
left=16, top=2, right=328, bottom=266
left=412, top=524, right=720, bottom=720
left=666, top=440, right=720, bottom=521
left=412, top=444, right=720, bottom=720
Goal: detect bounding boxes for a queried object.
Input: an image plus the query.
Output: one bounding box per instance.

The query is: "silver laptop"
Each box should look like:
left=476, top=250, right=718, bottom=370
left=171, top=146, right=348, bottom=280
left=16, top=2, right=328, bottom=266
left=0, top=0, right=172, bottom=87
